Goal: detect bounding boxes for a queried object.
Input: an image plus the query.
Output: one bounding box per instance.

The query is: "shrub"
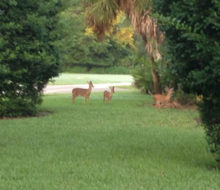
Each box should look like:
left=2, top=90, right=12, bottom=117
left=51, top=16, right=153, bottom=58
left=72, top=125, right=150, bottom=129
left=132, top=58, right=153, bottom=93
left=89, top=66, right=129, bottom=74
left=89, top=67, right=106, bottom=74
left=63, top=66, right=88, bottom=73
left=200, top=98, right=220, bottom=167
left=154, top=0, right=220, bottom=165
left=0, top=0, right=60, bottom=117
left=105, top=66, right=130, bottom=74
left=174, top=88, right=196, bottom=105
left=63, top=66, right=130, bottom=74
left=131, top=56, right=173, bottom=93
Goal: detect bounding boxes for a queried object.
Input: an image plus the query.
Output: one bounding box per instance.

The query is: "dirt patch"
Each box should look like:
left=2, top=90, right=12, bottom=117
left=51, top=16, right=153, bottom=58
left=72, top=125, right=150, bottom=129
left=153, top=100, right=198, bottom=110
left=153, top=104, right=198, bottom=110
left=177, top=104, right=198, bottom=110
left=138, top=101, right=198, bottom=110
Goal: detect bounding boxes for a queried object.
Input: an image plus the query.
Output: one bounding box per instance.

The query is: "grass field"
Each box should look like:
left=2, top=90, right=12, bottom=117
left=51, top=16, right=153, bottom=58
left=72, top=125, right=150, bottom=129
left=0, top=92, right=219, bottom=190
left=49, top=73, right=134, bottom=85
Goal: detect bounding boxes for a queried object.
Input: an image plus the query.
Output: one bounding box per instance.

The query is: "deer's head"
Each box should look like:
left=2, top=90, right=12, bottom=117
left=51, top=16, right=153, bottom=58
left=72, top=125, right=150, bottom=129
left=165, top=87, right=173, bottom=94
left=110, top=86, right=115, bottom=93
left=88, top=81, right=94, bottom=88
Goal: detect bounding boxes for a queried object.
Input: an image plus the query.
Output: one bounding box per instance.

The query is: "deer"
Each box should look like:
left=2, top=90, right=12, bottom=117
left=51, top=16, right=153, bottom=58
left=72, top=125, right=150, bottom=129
left=104, top=86, right=115, bottom=103
left=153, top=87, right=174, bottom=108
left=72, top=81, right=94, bottom=103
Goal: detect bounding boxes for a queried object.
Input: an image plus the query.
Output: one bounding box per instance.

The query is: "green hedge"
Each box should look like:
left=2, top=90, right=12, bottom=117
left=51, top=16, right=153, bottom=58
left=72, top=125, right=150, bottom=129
left=0, top=0, right=60, bottom=117
left=63, top=66, right=130, bottom=74
left=154, top=0, right=220, bottom=166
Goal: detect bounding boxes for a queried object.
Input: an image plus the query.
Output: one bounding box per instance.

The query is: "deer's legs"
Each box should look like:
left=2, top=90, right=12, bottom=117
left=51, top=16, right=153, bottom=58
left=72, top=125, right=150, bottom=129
left=72, top=94, right=76, bottom=103
left=84, top=96, right=90, bottom=103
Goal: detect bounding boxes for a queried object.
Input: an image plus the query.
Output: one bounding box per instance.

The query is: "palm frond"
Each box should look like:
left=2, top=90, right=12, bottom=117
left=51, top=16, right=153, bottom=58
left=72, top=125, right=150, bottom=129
left=85, top=0, right=163, bottom=60
left=87, top=0, right=120, bottom=39
left=119, top=0, right=163, bottom=60
left=134, top=0, right=152, bottom=14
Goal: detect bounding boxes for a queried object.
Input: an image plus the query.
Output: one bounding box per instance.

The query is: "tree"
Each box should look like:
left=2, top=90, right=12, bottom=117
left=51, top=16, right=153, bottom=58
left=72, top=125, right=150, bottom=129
left=0, top=0, right=61, bottom=117
left=56, top=0, right=134, bottom=72
left=153, top=0, right=220, bottom=166
left=84, top=0, right=164, bottom=93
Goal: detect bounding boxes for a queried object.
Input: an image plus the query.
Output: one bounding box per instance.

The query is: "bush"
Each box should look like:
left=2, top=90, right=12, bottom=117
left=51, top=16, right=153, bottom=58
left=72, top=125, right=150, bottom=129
left=89, top=66, right=130, bottom=74
left=105, top=66, right=130, bottom=74
left=132, top=58, right=153, bottom=93
left=63, top=66, right=130, bottom=74
left=131, top=56, right=173, bottom=93
left=174, top=88, right=196, bottom=105
left=63, top=66, right=88, bottom=73
left=89, top=67, right=106, bottom=74
left=0, top=0, right=60, bottom=117
left=154, top=0, right=220, bottom=165
left=200, top=98, right=220, bottom=167
left=0, top=98, right=39, bottom=117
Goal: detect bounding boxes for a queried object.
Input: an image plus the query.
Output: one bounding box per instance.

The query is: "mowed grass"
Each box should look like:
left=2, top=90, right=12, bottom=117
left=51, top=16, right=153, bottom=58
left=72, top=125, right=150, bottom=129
left=0, top=92, right=219, bottom=190
left=49, top=73, right=134, bottom=85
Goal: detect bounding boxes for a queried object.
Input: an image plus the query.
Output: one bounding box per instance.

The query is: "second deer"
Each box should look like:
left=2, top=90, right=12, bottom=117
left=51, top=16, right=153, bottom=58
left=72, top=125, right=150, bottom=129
left=104, top=86, right=115, bottom=103
left=72, top=81, right=94, bottom=103
left=153, top=87, right=174, bottom=108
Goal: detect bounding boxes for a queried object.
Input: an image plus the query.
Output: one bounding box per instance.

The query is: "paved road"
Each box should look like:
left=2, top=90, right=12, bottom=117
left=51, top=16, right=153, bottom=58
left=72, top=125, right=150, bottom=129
left=44, top=82, right=132, bottom=94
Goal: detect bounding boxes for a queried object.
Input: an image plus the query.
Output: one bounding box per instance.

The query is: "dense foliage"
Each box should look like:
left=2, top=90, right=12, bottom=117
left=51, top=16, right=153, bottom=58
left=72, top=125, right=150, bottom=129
left=132, top=57, right=153, bottom=93
left=57, top=0, right=135, bottom=73
left=132, top=56, right=172, bottom=94
left=153, top=0, right=220, bottom=165
left=131, top=34, right=172, bottom=94
left=0, top=0, right=61, bottom=117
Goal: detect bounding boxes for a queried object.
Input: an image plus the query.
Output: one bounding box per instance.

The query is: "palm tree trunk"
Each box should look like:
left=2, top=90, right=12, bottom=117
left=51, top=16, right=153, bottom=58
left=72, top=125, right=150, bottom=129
left=151, top=57, right=161, bottom=94
left=86, top=0, right=163, bottom=94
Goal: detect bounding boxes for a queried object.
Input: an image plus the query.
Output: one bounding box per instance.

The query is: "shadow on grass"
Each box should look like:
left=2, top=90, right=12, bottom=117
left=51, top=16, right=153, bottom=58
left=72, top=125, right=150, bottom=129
left=0, top=110, right=53, bottom=120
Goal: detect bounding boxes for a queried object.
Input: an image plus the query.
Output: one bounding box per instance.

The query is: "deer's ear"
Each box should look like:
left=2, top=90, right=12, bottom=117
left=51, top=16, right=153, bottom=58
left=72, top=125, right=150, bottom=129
left=164, top=87, right=169, bottom=92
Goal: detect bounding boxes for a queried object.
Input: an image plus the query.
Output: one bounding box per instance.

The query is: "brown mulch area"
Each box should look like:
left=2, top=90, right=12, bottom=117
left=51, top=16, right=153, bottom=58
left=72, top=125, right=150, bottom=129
left=173, top=104, right=197, bottom=110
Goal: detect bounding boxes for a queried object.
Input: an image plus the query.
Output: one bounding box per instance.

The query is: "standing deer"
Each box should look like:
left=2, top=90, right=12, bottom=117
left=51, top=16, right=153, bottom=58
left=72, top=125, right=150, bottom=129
left=72, top=81, right=94, bottom=103
left=153, top=87, right=174, bottom=108
left=104, top=86, right=115, bottom=103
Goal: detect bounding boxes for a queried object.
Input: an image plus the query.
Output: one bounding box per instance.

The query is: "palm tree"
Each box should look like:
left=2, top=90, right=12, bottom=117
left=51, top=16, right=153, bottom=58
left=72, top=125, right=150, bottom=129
left=84, top=0, right=163, bottom=93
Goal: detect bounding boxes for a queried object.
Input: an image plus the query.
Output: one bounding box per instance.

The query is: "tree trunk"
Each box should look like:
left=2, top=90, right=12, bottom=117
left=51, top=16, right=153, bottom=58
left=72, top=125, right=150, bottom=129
left=151, top=57, right=162, bottom=94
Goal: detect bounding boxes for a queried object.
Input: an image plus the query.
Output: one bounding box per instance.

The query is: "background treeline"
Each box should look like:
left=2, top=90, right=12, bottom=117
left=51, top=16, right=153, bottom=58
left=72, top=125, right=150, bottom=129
left=56, top=0, right=137, bottom=74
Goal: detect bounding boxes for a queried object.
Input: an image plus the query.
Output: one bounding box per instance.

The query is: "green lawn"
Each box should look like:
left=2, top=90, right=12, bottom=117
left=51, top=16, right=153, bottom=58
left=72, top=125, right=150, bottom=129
left=49, top=73, right=134, bottom=85
left=0, top=92, right=219, bottom=190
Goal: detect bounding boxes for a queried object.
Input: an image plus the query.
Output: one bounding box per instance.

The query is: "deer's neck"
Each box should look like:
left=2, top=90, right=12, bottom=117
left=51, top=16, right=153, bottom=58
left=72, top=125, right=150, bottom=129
left=165, top=92, right=172, bottom=101
left=88, top=86, right=92, bottom=92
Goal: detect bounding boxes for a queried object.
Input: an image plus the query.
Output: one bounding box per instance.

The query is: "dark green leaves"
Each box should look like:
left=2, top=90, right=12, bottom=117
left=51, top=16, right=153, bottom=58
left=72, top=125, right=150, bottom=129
left=0, top=0, right=61, bottom=117
left=153, top=0, right=220, bottom=166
